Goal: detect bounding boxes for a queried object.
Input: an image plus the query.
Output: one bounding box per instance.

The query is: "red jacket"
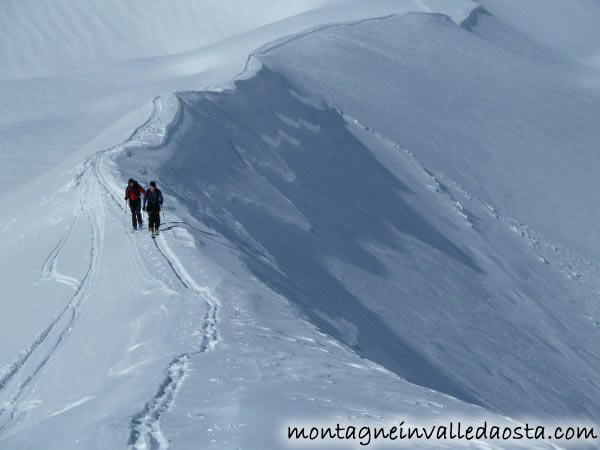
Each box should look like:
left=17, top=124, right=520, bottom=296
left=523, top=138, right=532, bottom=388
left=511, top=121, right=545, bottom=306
left=125, top=184, right=145, bottom=201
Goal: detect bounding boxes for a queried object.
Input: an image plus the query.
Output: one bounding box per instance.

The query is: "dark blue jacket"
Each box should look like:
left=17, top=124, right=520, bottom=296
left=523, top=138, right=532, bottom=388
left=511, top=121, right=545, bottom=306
left=143, top=188, right=163, bottom=210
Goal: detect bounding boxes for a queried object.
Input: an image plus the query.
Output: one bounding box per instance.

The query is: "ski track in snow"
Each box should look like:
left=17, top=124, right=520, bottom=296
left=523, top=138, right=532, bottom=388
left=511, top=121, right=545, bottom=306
left=0, top=221, right=81, bottom=396
left=0, top=94, right=220, bottom=447
left=0, top=155, right=103, bottom=434
left=40, top=218, right=82, bottom=291
left=127, top=235, right=220, bottom=450
left=79, top=97, right=221, bottom=450
left=48, top=395, right=95, bottom=418
left=160, top=222, right=239, bottom=252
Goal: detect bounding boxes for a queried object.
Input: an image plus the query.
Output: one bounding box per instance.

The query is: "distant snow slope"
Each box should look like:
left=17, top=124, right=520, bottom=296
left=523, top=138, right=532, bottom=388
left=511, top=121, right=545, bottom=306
left=0, top=0, right=331, bottom=79
left=0, top=0, right=475, bottom=192
left=477, top=0, right=600, bottom=68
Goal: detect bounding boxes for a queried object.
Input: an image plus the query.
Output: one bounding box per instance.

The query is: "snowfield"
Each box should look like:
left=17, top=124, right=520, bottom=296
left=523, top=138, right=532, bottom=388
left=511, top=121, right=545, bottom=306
left=1, top=1, right=600, bottom=449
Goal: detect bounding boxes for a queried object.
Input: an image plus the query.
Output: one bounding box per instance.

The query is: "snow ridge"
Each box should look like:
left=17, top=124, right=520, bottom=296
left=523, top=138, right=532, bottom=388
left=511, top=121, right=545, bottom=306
left=62, top=94, right=221, bottom=450
left=343, top=110, right=600, bottom=328
left=73, top=97, right=222, bottom=449
left=235, top=13, right=403, bottom=82
left=107, top=99, right=223, bottom=450
left=0, top=95, right=185, bottom=440
left=344, top=108, right=600, bottom=284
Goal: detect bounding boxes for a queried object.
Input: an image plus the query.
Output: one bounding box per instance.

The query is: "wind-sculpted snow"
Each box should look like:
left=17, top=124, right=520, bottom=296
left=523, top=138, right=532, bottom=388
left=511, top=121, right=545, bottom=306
left=117, top=13, right=600, bottom=424
left=0, top=74, right=556, bottom=447
left=0, top=0, right=477, bottom=190
left=2, top=2, right=600, bottom=449
left=260, top=11, right=600, bottom=264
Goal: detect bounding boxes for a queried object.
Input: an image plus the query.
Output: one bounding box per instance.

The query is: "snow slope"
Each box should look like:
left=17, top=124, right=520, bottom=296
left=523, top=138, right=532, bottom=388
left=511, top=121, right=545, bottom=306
left=0, top=85, right=519, bottom=450
left=0, top=0, right=333, bottom=79
left=476, top=0, right=600, bottom=69
left=0, top=0, right=475, bottom=192
left=115, top=10, right=600, bottom=420
left=2, top=1, right=600, bottom=449
left=261, top=11, right=600, bottom=265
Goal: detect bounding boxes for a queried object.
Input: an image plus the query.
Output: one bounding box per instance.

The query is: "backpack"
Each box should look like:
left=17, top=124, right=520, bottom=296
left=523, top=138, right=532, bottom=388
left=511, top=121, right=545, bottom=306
left=126, top=182, right=143, bottom=200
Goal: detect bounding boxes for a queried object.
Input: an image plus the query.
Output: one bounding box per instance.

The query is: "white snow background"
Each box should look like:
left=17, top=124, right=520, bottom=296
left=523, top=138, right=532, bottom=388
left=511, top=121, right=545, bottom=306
left=1, top=0, right=600, bottom=449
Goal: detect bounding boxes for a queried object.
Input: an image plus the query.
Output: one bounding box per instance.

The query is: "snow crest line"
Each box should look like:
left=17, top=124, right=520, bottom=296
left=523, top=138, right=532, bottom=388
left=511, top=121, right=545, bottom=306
left=343, top=111, right=600, bottom=289
left=128, top=236, right=220, bottom=450
left=341, top=111, right=476, bottom=228
left=86, top=96, right=184, bottom=214
left=234, top=13, right=399, bottom=82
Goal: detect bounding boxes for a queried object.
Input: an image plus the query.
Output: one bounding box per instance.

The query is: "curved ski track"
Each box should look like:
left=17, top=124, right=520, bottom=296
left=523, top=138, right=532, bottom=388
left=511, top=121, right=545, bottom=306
left=127, top=234, right=220, bottom=450
left=91, top=99, right=221, bottom=450
left=83, top=98, right=221, bottom=450
left=0, top=156, right=103, bottom=434
left=0, top=95, right=220, bottom=449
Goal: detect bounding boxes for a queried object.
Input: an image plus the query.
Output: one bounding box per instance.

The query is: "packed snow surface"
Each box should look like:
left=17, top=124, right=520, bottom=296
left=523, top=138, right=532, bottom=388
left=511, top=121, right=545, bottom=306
left=1, top=1, right=600, bottom=449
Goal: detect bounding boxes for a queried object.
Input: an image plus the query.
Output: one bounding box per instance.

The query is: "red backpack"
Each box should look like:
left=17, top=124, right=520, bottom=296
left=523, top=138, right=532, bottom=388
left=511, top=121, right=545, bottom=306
left=126, top=183, right=145, bottom=201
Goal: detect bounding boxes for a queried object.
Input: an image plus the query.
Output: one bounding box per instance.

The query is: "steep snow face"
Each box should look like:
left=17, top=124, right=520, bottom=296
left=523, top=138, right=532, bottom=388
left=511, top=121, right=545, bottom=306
left=0, top=0, right=332, bottom=79
left=117, top=13, right=600, bottom=422
left=259, top=12, right=600, bottom=264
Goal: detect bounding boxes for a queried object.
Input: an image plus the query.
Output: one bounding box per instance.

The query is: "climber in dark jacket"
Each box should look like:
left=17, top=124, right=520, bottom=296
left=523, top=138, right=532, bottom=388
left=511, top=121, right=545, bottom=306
left=143, top=180, right=163, bottom=237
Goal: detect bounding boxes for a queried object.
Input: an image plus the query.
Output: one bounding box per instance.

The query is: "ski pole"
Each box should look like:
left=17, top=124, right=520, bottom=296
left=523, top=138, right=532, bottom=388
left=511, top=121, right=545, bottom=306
left=125, top=199, right=128, bottom=214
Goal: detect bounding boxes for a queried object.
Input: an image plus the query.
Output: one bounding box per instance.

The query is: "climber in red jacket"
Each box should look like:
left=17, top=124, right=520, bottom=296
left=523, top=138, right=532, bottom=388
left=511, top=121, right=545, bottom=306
left=125, top=178, right=146, bottom=230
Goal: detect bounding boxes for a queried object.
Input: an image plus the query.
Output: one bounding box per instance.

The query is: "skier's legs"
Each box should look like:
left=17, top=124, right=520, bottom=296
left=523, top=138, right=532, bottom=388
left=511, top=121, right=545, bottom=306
left=148, top=209, right=161, bottom=232
left=129, top=199, right=141, bottom=228
left=136, top=206, right=143, bottom=226
left=148, top=209, right=156, bottom=231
